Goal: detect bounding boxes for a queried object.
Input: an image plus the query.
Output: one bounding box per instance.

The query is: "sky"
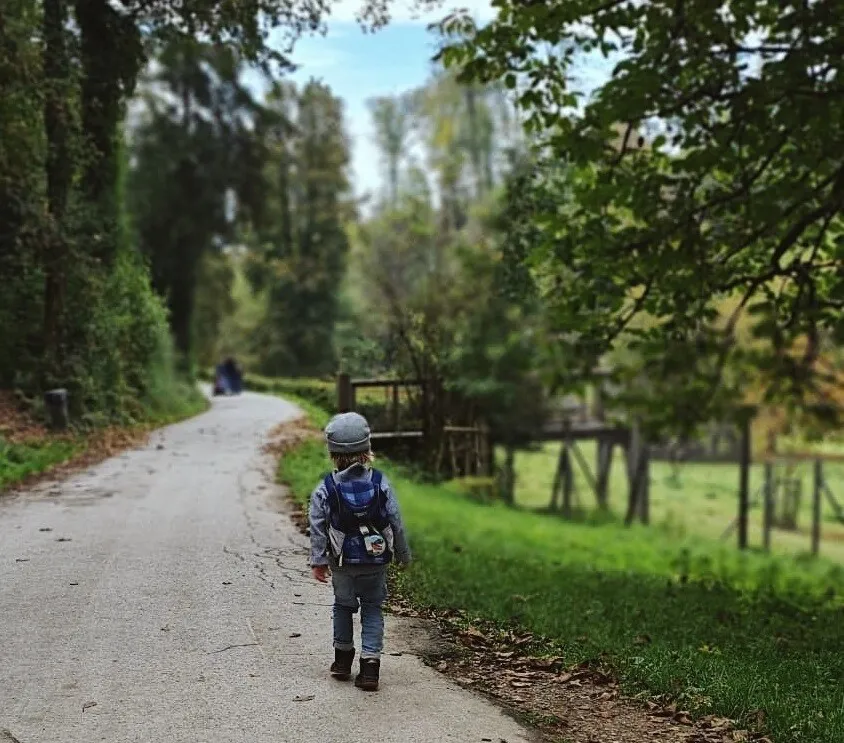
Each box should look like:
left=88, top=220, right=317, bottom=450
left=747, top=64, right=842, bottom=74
left=268, top=0, right=616, bottom=200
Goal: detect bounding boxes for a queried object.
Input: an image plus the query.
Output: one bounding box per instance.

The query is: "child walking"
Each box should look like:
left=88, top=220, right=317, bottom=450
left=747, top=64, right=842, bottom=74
left=308, top=412, right=411, bottom=691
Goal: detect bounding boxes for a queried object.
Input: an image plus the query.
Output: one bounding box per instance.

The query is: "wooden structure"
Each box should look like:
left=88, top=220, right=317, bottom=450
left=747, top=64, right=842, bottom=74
left=761, top=454, right=844, bottom=556
left=336, top=374, right=491, bottom=479
left=507, top=373, right=651, bottom=525
left=337, top=371, right=654, bottom=523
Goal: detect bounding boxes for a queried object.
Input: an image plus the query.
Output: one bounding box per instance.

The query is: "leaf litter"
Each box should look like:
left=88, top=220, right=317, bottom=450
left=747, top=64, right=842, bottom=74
left=384, top=596, right=769, bottom=743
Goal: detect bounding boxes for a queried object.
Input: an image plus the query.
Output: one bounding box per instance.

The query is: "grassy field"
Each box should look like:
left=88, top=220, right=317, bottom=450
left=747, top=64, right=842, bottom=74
left=279, top=404, right=844, bottom=743
left=506, top=441, right=844, bottom=563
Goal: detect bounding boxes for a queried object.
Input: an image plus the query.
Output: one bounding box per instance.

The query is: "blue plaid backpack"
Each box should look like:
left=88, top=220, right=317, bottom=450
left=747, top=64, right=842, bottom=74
left=324, top=469, right=392, bottom=566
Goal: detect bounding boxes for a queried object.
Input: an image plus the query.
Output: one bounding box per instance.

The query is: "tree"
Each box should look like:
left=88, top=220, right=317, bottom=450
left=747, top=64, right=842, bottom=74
left=128, top=39, right=269, bottom=366
left=439, top=0, right=844, bottom=432
left=1, top=0, right=441, bottom=418
left=0, top=0, right=46, bottom=389
left=252, top=80, right=354, bottom=377
left=367, top=95, right=413, bottom=205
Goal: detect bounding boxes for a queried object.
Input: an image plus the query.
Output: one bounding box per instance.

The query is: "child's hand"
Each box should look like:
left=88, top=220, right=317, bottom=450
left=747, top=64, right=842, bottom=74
left=311, top=565, right=330, bottom=583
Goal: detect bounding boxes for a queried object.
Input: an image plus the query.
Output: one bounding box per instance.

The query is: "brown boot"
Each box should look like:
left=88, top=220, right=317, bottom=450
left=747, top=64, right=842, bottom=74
left=354, top=658, right=380, bottom=691
left=330, top=648, right=355, bottom=680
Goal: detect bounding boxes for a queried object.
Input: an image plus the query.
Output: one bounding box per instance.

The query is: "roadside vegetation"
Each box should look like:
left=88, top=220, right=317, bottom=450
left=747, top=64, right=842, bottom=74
left=276, top=393, right=844, bottom=743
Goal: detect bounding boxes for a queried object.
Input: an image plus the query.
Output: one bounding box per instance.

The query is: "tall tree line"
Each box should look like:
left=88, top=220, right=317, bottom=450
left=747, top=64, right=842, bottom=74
left=129, top=49, right=354, bottom=378
left=0, top=0, right=415, bottom=420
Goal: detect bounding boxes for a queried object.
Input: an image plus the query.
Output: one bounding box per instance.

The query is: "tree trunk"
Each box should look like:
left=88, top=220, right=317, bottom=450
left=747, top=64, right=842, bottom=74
left=74, top=0, right=142, bottom=263
left=42, top=0, right=73, bottom=380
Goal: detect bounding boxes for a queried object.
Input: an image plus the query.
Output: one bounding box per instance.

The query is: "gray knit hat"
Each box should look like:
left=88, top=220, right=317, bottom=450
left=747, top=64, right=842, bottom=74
left=324, top=412, right=371, bottom=454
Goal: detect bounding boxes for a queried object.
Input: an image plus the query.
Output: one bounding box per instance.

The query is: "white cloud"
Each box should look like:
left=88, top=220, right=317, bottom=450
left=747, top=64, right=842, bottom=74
left=290, top=40, right=348, bottom=70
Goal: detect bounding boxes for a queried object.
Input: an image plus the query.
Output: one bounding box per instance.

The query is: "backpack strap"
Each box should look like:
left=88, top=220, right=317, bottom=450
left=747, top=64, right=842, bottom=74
left=323, top=473, right=342, bottom=518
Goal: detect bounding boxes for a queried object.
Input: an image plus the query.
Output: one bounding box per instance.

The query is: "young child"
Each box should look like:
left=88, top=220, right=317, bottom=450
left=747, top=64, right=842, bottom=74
left=308, top=412, right=411, bottom=691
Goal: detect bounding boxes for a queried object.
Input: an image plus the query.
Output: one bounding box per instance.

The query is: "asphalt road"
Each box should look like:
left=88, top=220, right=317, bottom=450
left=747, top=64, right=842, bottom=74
left=0, top=391, right=531, bottom=743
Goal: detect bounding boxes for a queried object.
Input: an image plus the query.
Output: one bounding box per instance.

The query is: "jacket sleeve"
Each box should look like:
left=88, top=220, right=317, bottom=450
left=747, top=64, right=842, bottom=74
left=308, top=482, right=330, bottom=567
left=382, top=475, right=412, bottom=564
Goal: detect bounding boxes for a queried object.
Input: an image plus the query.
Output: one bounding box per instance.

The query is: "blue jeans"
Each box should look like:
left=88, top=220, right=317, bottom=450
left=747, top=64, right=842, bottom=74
left=331, top=568, right=388, bottom=659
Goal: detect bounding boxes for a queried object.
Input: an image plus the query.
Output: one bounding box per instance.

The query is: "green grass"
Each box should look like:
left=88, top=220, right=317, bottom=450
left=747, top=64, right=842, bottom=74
left=279, top=415, right=844, bottom=743
left=507, top=441, right=844, bottom=563
left=0, top=438, right=81, bottom=490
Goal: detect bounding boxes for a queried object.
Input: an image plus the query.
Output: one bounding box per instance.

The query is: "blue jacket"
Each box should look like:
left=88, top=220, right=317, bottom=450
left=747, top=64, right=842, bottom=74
left=308, top=464, right=411, bottom=570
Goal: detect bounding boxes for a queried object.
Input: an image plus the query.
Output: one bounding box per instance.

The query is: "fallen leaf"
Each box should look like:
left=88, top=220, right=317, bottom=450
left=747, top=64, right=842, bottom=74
left=464, top=627, right=488, bottom=642
left=82, top=701, right=97, bottom=712
left=292, top=695, right=315, bottom=702
left=529, top=657, right=561, bottom=670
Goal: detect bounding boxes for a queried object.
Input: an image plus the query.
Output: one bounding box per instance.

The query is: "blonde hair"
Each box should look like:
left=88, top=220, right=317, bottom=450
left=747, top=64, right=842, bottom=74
left=330, top=450, right=375, bottom=471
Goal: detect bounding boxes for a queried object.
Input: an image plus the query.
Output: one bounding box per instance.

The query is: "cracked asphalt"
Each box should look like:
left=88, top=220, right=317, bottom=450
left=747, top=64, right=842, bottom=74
left=0, top=391, right=531, bottom=743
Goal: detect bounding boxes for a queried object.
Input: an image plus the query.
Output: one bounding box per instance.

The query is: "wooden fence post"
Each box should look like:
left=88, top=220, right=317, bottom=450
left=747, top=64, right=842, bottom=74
left=561, top=442, right=574, bottom=517
left=737, top=413, right=752, bottom=551
left=337, top=373, right=353, bottom=413
left=502, top=446, right=516, bottom=505
left=637, top=444, right=650, bottom=525
left=624, top=422, right=642, bottom=526
left=596, top=438, right=613, bottom=509
left=763, top=461, right=774, bottom=551
left=812, top=459, right=823, bottom=556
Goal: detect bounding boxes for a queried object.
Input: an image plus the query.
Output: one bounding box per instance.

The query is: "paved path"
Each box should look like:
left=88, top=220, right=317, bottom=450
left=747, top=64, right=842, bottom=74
left=0, top=392, right=531, bottom=743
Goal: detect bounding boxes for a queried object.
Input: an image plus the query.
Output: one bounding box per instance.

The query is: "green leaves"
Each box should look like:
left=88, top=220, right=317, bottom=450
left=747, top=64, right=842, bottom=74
left=437, top=0, right=844, bottom=433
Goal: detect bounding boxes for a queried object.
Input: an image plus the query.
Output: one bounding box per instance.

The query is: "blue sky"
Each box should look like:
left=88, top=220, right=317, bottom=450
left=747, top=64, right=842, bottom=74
left=270, top=1, right=615, bottom=199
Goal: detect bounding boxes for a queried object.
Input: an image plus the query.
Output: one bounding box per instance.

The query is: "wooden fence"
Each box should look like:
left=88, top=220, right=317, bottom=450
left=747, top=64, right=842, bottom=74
left=336, top=374, right=490, bottom=479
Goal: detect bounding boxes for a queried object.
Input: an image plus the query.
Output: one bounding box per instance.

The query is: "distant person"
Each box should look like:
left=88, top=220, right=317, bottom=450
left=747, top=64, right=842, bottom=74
left=213, top=362, right=229, bottom=396
left=221, top=356, right=243, bottom=394
left=308, top=412, right=411, bottom=691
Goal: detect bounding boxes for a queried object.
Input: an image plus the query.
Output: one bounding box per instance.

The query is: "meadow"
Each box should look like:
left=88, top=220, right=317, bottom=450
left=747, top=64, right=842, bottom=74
left=278, top=393, right=844, bottom=743
left=505, top=441, right=844, bottom=563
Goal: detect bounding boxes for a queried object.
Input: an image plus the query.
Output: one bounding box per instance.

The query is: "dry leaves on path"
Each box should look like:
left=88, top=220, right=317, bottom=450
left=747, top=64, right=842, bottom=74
left=396, top=605, right=772, bottom=743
